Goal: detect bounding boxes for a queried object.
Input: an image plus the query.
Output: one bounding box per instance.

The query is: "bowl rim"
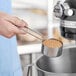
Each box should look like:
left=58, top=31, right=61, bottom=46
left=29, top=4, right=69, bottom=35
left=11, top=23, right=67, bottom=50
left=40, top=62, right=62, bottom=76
left=35, top=57, right=76, bottom=75
left=35, top=44, right=76, bottom=75
left=42, top=38, right=63, bottom=48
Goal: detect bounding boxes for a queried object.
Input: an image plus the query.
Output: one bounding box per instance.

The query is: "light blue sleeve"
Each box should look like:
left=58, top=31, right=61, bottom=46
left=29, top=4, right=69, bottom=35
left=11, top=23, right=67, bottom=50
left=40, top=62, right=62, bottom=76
left=0, top=0, right=22, bottom=76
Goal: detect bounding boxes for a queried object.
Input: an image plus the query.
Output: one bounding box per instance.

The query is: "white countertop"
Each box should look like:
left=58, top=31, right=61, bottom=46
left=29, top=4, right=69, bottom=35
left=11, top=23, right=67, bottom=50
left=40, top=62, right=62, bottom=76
left=17, top=43, right=41, bottom=55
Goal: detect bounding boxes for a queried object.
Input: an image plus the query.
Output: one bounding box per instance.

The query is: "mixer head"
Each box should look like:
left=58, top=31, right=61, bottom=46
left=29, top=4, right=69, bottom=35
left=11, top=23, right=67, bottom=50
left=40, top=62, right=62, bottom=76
left=54, top=0, right=76, bottom=40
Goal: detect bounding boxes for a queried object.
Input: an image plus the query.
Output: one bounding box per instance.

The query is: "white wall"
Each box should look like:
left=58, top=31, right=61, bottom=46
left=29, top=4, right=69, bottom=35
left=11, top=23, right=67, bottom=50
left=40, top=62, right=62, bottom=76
left=12, top=0, right=47, bottom=10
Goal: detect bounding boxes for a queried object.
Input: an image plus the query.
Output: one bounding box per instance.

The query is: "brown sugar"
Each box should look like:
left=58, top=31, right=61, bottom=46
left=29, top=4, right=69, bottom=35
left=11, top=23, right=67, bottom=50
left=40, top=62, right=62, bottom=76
left=43, top=39, right=62, bottom=48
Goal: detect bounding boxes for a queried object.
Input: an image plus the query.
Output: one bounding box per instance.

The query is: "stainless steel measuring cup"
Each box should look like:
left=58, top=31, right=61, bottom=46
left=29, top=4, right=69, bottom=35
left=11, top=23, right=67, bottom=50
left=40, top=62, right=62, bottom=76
left=42, top=38, right=63, bottom=57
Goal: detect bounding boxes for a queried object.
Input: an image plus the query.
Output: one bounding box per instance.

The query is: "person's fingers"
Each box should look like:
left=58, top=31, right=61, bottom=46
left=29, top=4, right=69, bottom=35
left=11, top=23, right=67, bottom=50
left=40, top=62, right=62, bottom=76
left=6, top=17, right=28, bottom=28
left=0, top=12, right=28, bottom=27
left=0, top=12, right=28, bottom=28
left=6, top=17, right=28, bottom=34
left=10, top=25, right=26, bottom=34
left=1, top=27, right=26, bottom=38
left=15, top=29, right=26, bottom=34
left=3, top=33, right=14, bottom=38
left=0, top=19, right=26, bottom=37
left=0, top=12, right=28, bottom=38
left=19, top=27, right=28, bottom=34
left=21, top=20, right=28, bottom=28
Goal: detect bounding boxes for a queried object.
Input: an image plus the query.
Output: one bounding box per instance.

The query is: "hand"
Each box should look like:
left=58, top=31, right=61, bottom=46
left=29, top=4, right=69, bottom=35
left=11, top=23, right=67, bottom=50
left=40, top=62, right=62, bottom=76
left=0, top=12, right=28, bottom=38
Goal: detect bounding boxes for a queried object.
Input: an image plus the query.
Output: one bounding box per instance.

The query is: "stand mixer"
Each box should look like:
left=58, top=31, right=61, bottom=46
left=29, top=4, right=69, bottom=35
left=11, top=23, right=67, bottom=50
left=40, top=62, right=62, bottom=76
left=35, top=0, right=76, bottom=76
left=54, top=0, right=76, bottom=40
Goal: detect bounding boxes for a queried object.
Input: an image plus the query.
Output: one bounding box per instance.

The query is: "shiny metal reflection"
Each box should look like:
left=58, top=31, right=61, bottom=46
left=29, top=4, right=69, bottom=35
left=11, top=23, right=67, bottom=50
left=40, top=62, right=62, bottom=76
left=42, top=39, right=63, bottom=57
left=36, top=45, right=76, bottom=76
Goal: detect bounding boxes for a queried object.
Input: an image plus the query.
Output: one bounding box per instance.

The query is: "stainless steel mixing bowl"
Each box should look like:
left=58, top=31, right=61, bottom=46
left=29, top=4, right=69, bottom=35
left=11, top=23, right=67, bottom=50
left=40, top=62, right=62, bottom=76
left=36, top=45, right=76, bottom=76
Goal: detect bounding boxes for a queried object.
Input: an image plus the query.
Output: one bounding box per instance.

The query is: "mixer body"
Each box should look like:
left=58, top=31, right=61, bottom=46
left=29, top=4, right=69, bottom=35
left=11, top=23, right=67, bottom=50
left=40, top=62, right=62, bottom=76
left=54, top=0, right=76, bottom=40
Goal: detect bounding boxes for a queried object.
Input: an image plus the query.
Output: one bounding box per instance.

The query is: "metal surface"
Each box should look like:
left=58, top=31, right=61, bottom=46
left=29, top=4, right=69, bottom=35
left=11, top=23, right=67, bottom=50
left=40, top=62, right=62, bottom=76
left=54, top=0, right=76, bottom=40
left=60, top=20, right=76, bottom=40
left=36, top=45, right=76, bottom=76
left=22, top=26, right=43, bottom=41
left=42, top=39, right=63, bottom=57
left=66, top=0, right=76, bottom=8
left=54, top=1, right=63, bottom=18
left=60, top=20, right=76, bottom=28
left=20, top=54, right=32, bottom=76
left=54, top=1, right=73, bottom=18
